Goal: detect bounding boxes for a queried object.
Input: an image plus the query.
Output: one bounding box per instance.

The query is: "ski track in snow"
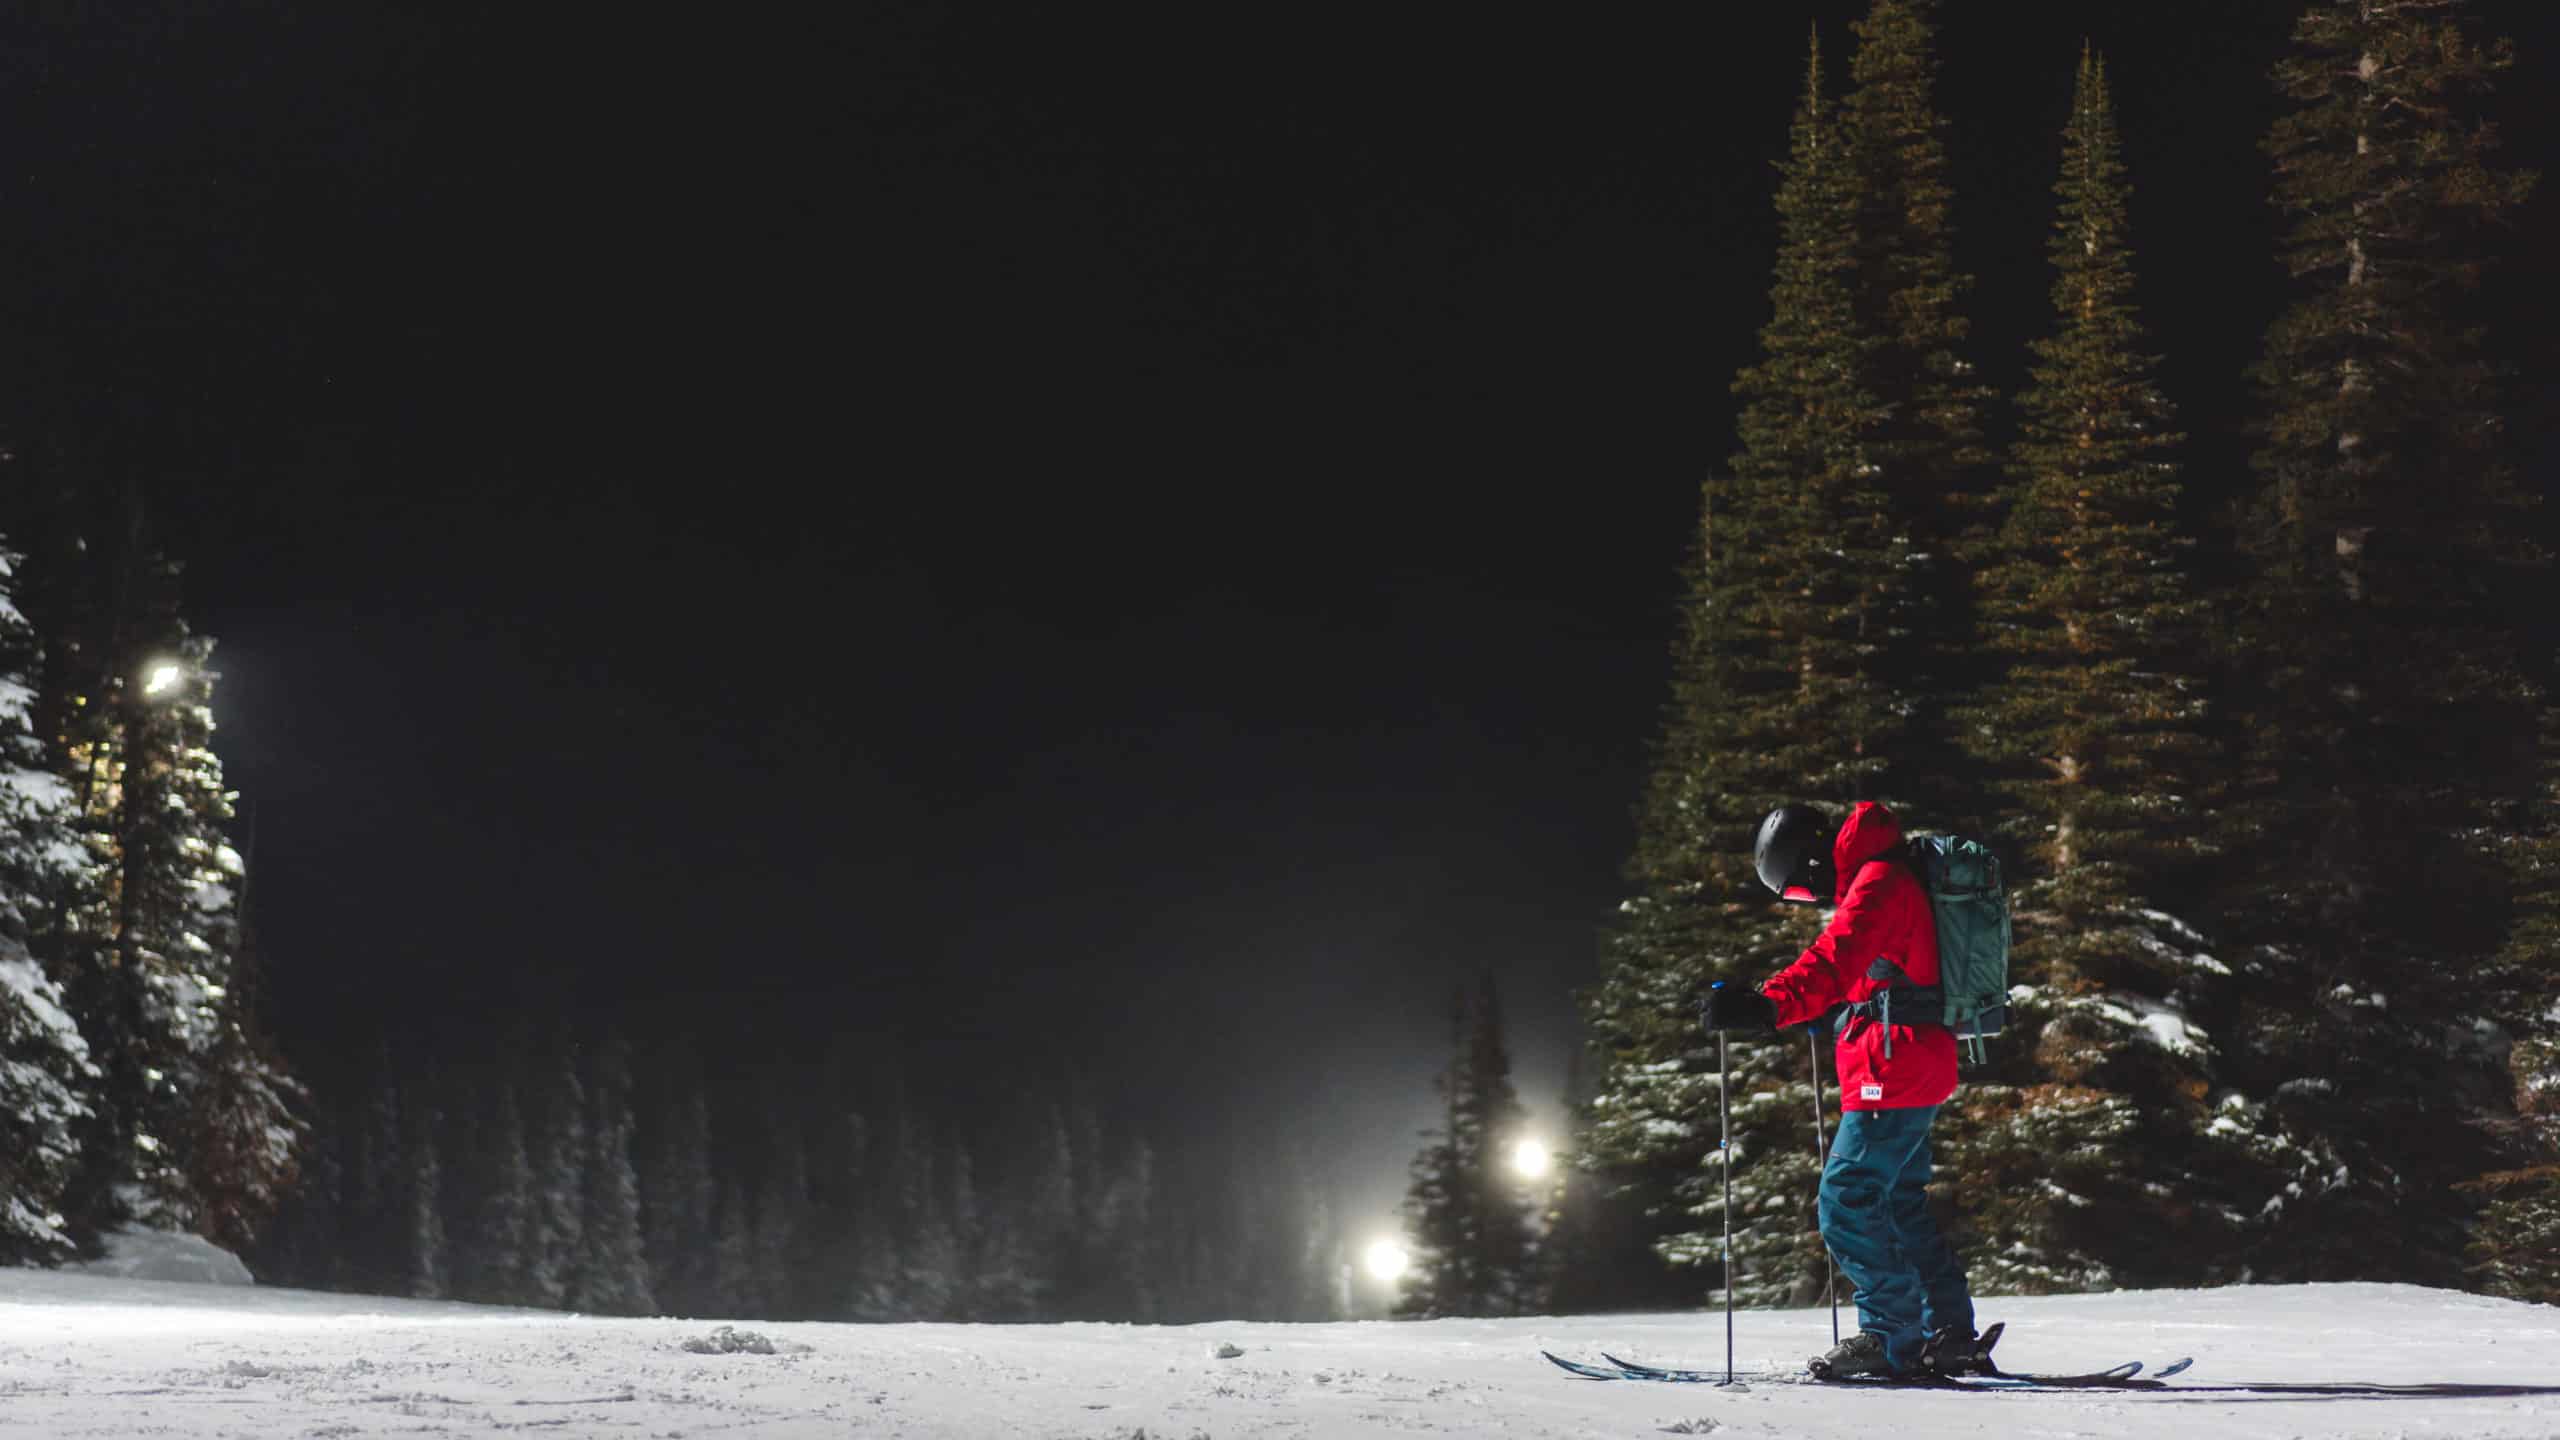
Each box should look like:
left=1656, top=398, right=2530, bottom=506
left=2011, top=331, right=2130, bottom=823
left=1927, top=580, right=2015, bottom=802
left=1, top=1271, right=2557, bottom=1438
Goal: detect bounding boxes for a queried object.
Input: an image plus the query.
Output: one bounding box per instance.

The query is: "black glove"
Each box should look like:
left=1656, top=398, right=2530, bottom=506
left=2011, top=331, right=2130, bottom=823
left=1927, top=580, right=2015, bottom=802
left=1699, top=982, right=1778, bottom=1034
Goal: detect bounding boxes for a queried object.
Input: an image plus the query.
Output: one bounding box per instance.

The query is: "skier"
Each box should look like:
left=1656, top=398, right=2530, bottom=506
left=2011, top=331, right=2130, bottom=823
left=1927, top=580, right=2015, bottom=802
left=1698, top=799, right=1984, bottom=1381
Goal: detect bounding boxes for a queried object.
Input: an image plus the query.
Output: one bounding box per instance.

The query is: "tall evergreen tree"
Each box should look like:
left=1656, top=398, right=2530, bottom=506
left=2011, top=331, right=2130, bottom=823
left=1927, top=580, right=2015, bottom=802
left=1537, top=1050, right=1684, bottom=1313
left=2468, top=709, right=2560, bottom=1301
left=1099, top=1138, right=1160, bottom=1321
left=710, top=1177, right=759, bottom=1317
left=330, top=1071, right=402, bottom=1292
left=753, top=1112, right=813, bottom=1316
left=253, top=1126, right=342, bottom=1290
left=405, top=1097, right=449, bottom=1301
left=641, top=1082, right=717, bottom=1316
left=1948, top=49, right=2238, bottom=1290
left=1840, top=0, right=1992, bottom=817
left=32, top=533, right=301, bottom=1253
left=1580, top=26, right=1892, bottom=1307
left=2221, top=0, right=2541, bottom=1284
left=0, top=538, right=95, bottom=1264
left=571, top=1032, right=654, bottom=1314
left=814, top=1106, right=889, bottom=1320
left=461, top=1082, right=537, bottom=1305
left=527, top=1047, right=587, bottom=1306
left=1397, top=976, right=1538, bottom=1316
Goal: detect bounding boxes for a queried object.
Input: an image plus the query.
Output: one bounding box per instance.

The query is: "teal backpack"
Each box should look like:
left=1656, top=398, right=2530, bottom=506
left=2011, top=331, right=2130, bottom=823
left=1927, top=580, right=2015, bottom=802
left=1907, top=833, right=2012, bottom=1061
left=1846, top=833, right=2012, bottom=1063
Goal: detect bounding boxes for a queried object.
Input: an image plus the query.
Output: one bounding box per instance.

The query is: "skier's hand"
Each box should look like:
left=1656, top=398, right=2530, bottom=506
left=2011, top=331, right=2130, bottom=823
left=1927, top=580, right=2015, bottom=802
left=1698, top=983, right=1777, bottom=1035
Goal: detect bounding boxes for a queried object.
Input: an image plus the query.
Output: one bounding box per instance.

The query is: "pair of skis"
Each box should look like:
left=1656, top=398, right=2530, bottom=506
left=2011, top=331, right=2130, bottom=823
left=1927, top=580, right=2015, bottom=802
left=1545, top=1321, right=2195, bottom=1391
left=1542, top=1351, right=2190, bottom=1389
left=1546, top=1348, right=2560, bottom=1399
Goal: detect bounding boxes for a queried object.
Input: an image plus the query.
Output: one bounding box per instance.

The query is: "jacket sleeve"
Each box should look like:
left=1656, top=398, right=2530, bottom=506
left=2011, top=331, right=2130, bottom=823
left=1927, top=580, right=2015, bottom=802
left=1760, top=861, right=1897, bottom=1028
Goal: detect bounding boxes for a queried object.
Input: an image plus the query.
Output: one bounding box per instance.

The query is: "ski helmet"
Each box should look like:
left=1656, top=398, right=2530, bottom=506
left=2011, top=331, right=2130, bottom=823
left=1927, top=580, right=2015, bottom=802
left=1753, top=804, right=1832, bottom=904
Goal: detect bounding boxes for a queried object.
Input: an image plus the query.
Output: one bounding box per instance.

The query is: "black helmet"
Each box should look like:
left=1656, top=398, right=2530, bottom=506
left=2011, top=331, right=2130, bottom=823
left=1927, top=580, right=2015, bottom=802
left=1753, top=804, right=1832, bottom=904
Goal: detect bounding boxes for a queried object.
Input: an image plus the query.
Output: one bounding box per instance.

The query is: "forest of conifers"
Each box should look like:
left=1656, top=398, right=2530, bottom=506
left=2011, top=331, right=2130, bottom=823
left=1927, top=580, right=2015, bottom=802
left=6, top=0, right=2557, bottom=1322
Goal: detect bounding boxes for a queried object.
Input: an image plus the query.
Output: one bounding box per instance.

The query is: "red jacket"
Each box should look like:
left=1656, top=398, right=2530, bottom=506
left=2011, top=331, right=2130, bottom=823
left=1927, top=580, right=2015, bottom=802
left=1758, top=802, right=1957, bottom=1112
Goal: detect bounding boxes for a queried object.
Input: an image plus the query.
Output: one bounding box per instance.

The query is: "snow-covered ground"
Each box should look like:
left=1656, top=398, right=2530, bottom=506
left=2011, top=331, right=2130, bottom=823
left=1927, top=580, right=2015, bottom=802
left=2, top=1271, right=2558, bottom=1438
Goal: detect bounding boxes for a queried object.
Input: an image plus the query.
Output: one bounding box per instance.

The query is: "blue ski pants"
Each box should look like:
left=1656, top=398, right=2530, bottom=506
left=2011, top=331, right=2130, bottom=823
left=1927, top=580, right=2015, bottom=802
left=1819, top=1104, right=1975, bottom=1372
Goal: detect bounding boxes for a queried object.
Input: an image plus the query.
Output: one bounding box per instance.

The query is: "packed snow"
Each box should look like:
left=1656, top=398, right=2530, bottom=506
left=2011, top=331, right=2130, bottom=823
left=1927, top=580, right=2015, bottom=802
left=2, top=1270, right=2558, bottom=1437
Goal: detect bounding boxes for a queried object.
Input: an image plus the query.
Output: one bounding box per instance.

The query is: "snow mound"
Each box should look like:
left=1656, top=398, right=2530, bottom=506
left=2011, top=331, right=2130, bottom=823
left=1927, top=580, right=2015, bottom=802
left=71, top=1228, right=255, bottom=1286
left=680, top=1324, right=778, bottom=1354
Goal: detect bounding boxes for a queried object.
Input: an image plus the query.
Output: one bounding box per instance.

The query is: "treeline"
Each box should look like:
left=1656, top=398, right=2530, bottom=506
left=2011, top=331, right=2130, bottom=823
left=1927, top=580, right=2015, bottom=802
left=254, top=1029, right=1360, bottom=1323
left=1393, top=974, right=1698, bottom=1319
left=1585, top=0, right=2559, bottom=1308
left=0, top=490, right=301, bottom=1265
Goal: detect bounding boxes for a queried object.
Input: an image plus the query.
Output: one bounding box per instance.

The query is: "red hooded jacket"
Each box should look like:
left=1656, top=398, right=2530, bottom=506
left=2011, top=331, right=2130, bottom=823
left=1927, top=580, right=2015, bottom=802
left=1758, top=802, right=1957, bottom=1112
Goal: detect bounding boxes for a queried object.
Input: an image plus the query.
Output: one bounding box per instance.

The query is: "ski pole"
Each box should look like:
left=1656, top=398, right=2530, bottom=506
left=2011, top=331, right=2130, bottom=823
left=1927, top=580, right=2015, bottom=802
left=1810, top=1025, right=1838, bottom=1346
left=1716, top=993, right=1735, bottom=1386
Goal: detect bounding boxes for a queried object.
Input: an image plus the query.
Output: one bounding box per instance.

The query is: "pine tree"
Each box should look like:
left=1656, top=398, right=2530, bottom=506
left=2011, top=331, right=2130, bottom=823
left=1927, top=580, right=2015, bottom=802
left=1016, top=1102, right=1082, bottom=1314
left=851, top=1092, right=944, bottom=1319
left=2222, top=0, right=2541, bottom=1284
left=1101, top=1139, right=1158, bottom=1321
left=1580, top=27, right=1890, bottom=1307
left=1949, top=48, right=2237, bottom=1290
left=33, top=536, right=301, bottom=1253
left=459, top=1082, right=537, bottom=1304
left=753, top=1114, right=812, bottom=1316
left=710, top=1178, right=758, bottom=1317
left=1842, top=0, right=1980, bottom=460
left=947, top=1138, right=1016, bottom=1320
left=814, top=1106, right=884, bottom=1319
left=1290, top=1160, right=1337, bottom=1322
left=1840, top=0, right=1992, bottom=817
left=184, top=1005, right=305, bottom=1255
left=1397, top=976, right=1538, bottom=1316
left=572, top=1032, right=654, bottom=1315
left=2469, top=710, right=2560, bottom=1300
left=641, top=1083, right=717, bottom=1316
left=405, top=1098, right=448, bottom=1300
left=335, top=1071, right=403, bottom=1292
left=894, top=1131, right=960, bottom=1318
left=1537, top=1050, right=1683, bottom=1313
left=527, top=1047, right=587, bottom=1307
left=0, top=537, right=96, bottom=1264
left=252, top=1126, right=341, bottom=1289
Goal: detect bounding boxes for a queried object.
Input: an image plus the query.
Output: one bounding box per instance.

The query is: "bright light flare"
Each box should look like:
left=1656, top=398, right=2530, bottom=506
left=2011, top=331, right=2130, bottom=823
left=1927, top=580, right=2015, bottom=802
left=1362, top=1238, right=1409, bottom=1284
left=1511, top=1138, right=1552, bottom=1180
left=142, top=662, right=184, bottom=697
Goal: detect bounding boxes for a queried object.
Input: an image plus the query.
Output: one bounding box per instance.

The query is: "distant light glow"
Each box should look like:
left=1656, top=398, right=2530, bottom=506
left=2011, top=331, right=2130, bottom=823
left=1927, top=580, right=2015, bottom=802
left=143, top=662, right=184, bottom=697
left=1511, top=1138, right=1552, bottom=1180
left=1362, top=1238, right=1409, bottom=1284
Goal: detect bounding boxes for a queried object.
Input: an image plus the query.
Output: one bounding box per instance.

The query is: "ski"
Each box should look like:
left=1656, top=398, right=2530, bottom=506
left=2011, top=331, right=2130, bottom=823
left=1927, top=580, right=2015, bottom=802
left=1546, top=1349, right=2192, bottom=1391
left=1543, top=1351, right=1735, bottom=1384
left=1803, top=1361, right=2174, bottom=1390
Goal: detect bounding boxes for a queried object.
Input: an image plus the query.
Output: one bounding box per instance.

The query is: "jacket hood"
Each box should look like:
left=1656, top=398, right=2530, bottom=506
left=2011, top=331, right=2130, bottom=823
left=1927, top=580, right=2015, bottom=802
left=1831, top=802, right=1905, bottom=901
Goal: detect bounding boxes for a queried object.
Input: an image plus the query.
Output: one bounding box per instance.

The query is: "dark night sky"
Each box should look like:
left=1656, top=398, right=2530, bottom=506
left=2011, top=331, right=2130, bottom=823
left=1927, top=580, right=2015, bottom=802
left=3, top=2, right=2554, bottom=1229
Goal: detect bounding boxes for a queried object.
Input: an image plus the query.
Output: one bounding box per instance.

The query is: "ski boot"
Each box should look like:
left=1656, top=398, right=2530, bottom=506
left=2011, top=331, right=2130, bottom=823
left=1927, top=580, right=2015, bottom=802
left=1918, top=1323, right=1996, bottom=1377
left=1807, top=1331, right=1896, bottom=1381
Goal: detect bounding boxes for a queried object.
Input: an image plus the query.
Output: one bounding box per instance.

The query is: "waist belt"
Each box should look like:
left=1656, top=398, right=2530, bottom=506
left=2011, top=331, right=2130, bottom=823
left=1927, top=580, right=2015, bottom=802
left=1840, top=983, right=1946, bottom=1059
